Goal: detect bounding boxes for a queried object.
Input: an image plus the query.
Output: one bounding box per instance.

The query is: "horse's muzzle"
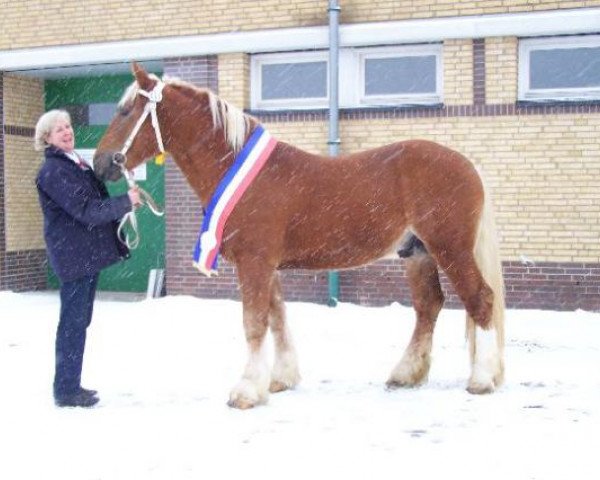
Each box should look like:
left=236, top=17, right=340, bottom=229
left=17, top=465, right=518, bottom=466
left=93, top=151, right=124, bottom=182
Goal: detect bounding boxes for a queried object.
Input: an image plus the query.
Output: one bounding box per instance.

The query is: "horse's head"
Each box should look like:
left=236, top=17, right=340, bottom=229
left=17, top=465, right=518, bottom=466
left=94, top=62, right=167, bottom=182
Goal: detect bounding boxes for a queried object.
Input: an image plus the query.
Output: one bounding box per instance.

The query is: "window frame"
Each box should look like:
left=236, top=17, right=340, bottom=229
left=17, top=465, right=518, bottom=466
left=250, top=44, right=443, bottom=110
left=356, top=44, right=443, bottom=107
left=250, top=51, right=329, bottom=110
left=518, top=35, right=600, bottom=102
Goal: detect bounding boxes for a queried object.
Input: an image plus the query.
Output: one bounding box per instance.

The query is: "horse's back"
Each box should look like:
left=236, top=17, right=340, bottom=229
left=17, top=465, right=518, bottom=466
left=288, top=138, right=483, bottom=217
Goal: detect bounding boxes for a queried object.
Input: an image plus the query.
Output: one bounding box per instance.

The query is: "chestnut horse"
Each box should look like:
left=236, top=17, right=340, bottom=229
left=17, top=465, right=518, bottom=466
left=94, top=63, right=505, bottom=409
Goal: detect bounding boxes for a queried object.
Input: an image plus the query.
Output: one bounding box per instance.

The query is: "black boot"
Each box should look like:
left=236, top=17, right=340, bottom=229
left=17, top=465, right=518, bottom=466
left=79, top=387, right=98, bottom=396
left=55, top=390, right=99, bottom=408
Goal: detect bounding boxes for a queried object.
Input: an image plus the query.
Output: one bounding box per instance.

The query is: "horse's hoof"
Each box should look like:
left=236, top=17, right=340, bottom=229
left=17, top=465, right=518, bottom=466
left=466, top=381, right=495, bottom=395
left=385, top=379, right=417, bottom=390
left=227, top=397, right=257, bottom=409
left=269, top=380, right=290, bottom=393
left=386, top=370, right=428, bottom=390
left=228, top=378, right=269, bottom=409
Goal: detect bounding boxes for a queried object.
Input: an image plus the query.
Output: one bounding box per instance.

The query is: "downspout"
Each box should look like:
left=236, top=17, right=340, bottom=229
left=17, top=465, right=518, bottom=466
left=327, top=0, right=341, bottom=307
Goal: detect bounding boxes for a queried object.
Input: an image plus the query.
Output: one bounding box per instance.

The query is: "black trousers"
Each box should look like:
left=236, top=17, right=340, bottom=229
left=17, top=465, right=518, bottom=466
left=54, top=273, right=99, bottom=398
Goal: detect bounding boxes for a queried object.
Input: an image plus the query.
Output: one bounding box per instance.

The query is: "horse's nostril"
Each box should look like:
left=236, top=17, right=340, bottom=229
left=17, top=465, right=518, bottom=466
left=112, top=152, right=126, bottom=165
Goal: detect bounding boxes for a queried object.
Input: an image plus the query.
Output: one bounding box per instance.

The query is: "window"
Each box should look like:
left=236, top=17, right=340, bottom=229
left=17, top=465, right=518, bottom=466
left=519, top=35, right=600, bottom=102
left=63, top=103, right=117, bottom=126
left=358, top=45, right=442, bottom=106
left=251, top=52, right=329, bottom=109
left=251, top=44, right=443, bottom=110
left=89, top=103, right=118, bottom=125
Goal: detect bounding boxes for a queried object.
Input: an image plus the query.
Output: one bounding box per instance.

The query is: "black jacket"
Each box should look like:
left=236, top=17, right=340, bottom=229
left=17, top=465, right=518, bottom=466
left=36, top=146, right=132, bottom=282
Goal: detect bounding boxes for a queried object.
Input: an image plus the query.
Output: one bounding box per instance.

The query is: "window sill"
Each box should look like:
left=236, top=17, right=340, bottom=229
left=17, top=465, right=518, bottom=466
left=517, top=99, right=600, bottom=107
left=247, top=103, right=444, bottom=116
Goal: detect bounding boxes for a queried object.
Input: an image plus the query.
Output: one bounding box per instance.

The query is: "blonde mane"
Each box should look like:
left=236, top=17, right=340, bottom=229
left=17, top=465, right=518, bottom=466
left=118, top=74, right=251, bottom=153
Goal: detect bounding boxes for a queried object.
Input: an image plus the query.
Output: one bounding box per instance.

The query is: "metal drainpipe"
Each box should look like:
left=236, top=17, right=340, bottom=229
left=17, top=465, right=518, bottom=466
left=327, top=0, right=341, bottom=307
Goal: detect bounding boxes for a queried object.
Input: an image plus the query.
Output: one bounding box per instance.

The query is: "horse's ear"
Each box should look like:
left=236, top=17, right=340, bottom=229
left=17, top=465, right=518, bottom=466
left=132, top=61, right=153, bottom=91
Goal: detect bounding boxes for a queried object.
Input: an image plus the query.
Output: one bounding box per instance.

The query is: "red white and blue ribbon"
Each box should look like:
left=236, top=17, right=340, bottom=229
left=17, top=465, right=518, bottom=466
left=193, top=125, right=277, bottom=276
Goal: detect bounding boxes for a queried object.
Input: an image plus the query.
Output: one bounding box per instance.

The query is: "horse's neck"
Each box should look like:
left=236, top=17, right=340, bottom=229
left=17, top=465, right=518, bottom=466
left=169, top=134, right=236, bottom=207
left=167, top=98, right=257, bottom=205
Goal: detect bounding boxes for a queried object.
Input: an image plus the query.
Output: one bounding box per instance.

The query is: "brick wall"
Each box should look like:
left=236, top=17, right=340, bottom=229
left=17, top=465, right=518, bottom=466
left=473, top=38, right=486, bottom=105
left=0, top=72, right=4, bottom=287
left=486, top=36, right=518, bottom=104
left=162, top=57, right=221, bottom=297
left=340, top=260, right=600, bottom=311
left=503, top=261, right=600, bottom=311
left=0, top=74, right=47, bottom=291
left=218, top=53, right=250, bottom=109
left=444, top=39, right=473, bottom=106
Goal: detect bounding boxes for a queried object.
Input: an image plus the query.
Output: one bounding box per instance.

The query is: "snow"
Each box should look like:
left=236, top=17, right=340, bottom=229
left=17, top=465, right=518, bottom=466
left=1, top=290, right=598, bottom=480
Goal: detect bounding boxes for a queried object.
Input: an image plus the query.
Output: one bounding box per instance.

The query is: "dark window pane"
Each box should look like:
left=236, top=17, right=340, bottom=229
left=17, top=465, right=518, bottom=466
left=530, top=47, right=600, bottom=89
left=89, top=103, right=117, bottom=125
left=365, top=55, right=436, bottom=95
left=262, top=61, right=327, bottom=100
left=63, top=105, right=88, bottom=125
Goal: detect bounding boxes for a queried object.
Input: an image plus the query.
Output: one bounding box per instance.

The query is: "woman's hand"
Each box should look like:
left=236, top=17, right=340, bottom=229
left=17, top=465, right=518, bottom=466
left=127, top=187, right=142, bottom=208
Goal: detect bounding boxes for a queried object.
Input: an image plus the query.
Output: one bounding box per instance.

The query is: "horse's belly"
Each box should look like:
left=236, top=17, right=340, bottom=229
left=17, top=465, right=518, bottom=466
left=280, top=223, right=408, bottom=270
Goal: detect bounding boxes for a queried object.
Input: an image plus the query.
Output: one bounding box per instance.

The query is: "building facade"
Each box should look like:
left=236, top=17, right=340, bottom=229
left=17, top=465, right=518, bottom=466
left=1, top=1, right=599, bottom=310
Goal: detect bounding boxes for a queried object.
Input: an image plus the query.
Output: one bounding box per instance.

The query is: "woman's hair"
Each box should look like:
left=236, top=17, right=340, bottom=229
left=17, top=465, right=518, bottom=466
left=34, top=110, right=71, bottom=151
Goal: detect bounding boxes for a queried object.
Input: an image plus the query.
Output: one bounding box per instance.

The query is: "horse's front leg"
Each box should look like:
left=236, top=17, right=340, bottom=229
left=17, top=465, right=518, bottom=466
left=228, top=262, right=274, bottom=409
left=268, top=272, right=300, bottom=393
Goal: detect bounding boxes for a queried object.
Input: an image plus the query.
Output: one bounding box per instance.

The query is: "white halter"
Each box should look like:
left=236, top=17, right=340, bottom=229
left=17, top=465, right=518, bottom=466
left=115, top=81, right=166, bottom=250
left=120, top=81, right=166, bottom=158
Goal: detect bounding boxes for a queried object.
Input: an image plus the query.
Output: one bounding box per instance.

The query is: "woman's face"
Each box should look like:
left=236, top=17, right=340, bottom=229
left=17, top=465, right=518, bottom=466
left=46, top=118, right=75, bottom=153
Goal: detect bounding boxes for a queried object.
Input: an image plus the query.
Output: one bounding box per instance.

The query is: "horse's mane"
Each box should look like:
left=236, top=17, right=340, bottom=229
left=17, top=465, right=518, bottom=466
left=118, top=74, right=250, bottom=153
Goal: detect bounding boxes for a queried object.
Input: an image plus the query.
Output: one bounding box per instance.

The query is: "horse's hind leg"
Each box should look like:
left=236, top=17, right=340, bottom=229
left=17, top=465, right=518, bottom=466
left=228, top=262, right=274, bottom=409
left=387, top=252, right=444, bottom=389
left=435, top=250, right=502, bottom=394
left=268, top=272, right=300, bottom=393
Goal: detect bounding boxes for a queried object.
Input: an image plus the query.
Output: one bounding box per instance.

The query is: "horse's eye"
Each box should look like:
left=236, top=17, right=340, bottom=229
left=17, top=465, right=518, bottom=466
left=117, top=100, right=134, bottom=116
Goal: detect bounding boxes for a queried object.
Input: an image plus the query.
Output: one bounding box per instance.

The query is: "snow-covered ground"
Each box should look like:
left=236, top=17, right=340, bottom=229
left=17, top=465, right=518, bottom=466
left=1, top=290, right=598, bottom=480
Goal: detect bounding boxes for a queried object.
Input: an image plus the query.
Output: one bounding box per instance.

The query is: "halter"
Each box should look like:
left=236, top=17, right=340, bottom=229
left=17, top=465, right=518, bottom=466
left=120, top=81, right=166, bottom=158
left=114, top=81, right=166, bottom=249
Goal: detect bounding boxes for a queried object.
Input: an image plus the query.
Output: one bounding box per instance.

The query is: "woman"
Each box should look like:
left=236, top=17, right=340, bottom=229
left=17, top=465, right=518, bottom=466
left=35, top=110, right=141, bottom=408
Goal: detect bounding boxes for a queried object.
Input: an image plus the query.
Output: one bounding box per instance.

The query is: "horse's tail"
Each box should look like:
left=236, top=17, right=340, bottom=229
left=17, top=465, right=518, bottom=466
left=467, top=180, right=505, bottom=386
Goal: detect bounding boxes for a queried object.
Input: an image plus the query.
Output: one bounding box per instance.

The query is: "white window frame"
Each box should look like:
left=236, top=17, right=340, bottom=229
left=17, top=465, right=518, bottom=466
left=356, top=44, right=443, bottom=107
left=251, top=44, right=443, bottom=110
left=518, top=35, right=600, bottom=102
left=250, top=51, right=329, bottom=110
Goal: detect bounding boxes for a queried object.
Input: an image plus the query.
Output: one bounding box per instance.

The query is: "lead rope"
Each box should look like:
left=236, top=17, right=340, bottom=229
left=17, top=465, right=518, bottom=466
left=115, top=163, right=164, bottom=250
left=114, top=81, right=166, bottom=249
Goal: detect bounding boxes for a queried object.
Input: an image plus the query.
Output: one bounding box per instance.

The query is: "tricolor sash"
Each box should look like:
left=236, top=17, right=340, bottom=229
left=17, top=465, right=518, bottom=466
left=193, top=125, right=277, bottom=276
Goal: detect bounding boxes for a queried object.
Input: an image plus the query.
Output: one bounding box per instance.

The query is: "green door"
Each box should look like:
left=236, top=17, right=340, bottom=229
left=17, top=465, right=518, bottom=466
left=45, top=74, right=165, bottom=292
